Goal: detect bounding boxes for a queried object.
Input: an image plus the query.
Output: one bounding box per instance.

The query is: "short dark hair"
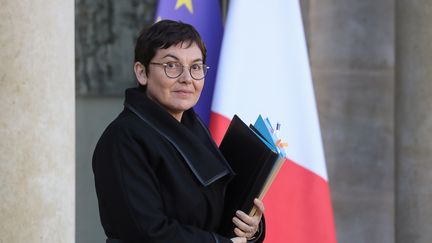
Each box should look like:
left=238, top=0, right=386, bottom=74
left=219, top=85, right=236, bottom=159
left=134, top=19, right=207, bottom=75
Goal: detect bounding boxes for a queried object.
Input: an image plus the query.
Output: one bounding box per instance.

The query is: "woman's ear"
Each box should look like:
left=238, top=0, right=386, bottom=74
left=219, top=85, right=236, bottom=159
left=134, top=62, right=148, bottom=86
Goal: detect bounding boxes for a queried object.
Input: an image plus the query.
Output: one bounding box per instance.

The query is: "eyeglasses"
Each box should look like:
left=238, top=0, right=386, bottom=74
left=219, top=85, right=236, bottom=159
left=150, top=62, right=209, bottom=80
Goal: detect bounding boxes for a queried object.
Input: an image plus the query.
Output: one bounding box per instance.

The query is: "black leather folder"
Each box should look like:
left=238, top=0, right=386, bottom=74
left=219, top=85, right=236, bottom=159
left=218, top=115, right=284, bottom=237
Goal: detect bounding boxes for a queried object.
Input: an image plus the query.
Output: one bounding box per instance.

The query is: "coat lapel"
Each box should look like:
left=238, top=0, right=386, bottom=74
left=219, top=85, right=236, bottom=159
left=124, top=88, right=234, bottom=187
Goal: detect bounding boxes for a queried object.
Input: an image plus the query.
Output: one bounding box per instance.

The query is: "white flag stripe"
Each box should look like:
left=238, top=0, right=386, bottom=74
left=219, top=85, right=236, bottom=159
left=212, top=0, right=328, bottom=180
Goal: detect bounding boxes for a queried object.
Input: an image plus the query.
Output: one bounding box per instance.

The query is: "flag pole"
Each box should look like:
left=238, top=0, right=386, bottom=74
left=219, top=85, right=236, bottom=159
left=220, top=0, right=229, bottom=25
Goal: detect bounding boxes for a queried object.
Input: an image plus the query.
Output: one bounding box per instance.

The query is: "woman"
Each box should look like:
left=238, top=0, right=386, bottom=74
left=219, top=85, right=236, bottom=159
left=93, top=20, right=265, bottom=243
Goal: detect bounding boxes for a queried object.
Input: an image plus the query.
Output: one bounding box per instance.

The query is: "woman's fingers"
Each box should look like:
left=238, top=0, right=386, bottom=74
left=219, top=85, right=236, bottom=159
left=253, top=198, right=265, bottom=217
left=234, top=210, right=259, bottom=228
left=233, top=215, right=256, bottom=235
left=232, top=198, right=265, bottom=239
left=233, top=226, right=248, bottom=237
left=235, top=198, right=264, bottom=226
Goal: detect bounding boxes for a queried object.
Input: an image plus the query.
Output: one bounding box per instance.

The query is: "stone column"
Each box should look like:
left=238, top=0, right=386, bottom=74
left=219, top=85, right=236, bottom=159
left=395, top=1, right=432, bottom=243
left=309, top=0, right=395, bottom=242
left=0, top=1, right=75, bottom=243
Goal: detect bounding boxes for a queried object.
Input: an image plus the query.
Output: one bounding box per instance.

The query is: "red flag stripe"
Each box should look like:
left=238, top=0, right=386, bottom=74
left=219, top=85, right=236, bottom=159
left=263, top=158, right=337, bottom=243
left=209, top=111, right=231, bottom=146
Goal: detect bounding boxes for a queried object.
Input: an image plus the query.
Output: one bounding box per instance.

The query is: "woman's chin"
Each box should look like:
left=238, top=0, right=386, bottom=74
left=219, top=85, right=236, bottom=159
left=171, top=99, right=198, bottom=111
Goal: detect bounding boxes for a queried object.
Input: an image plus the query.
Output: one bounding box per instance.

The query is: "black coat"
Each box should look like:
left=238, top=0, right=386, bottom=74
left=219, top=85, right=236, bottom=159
left=93, top=88, right=264, bottom=243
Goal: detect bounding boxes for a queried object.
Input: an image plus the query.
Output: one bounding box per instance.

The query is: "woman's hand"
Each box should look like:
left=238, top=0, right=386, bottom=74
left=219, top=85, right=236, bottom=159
left=232, top=198, right=264, bottom=240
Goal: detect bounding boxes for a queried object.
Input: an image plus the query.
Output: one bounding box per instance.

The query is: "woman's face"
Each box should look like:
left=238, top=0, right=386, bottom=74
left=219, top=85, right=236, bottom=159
left=135, top=42, right=205, bottom=121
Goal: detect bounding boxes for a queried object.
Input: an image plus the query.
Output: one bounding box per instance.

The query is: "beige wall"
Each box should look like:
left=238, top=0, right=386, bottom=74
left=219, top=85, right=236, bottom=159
left=0, top=1, right=75, bottom=242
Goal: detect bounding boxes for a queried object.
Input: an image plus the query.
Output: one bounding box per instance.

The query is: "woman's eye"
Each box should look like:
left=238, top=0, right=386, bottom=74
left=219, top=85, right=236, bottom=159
left=166, top=62, right=180, bottom=69
left=191, top=64, right=202, bottom=71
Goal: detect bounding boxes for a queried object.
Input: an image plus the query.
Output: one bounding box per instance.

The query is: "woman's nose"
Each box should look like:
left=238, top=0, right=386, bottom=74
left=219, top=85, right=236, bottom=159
left=178, top=67, right=193, bottom=83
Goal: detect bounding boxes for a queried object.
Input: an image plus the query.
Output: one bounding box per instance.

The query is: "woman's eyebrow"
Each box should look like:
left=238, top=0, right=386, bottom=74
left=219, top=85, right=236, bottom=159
left=161, top=54, right=203, bottom=63
left=161, top=54, right=179, bottom=60
left=191, top=58, right=203, bottom=63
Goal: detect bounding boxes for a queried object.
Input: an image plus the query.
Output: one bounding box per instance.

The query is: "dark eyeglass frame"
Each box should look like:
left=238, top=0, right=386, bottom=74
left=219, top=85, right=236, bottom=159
left=150, top=62, right=210, bottom=80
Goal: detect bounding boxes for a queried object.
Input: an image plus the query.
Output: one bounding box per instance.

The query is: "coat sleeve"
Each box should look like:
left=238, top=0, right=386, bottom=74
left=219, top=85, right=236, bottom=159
left=93, top=123, right=232, bottom=243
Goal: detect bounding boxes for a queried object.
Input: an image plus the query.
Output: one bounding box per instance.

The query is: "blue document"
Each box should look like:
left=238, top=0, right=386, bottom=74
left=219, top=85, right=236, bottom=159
left=253, top=115, right=277, bottom=149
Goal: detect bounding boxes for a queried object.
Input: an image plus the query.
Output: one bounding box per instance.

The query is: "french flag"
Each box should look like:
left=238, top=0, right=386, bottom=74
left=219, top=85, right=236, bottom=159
left=209, top=0, right=338, bottom=242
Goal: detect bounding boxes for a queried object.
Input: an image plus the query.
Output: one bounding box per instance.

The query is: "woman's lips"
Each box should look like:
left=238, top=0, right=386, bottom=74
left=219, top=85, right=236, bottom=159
left=173, top=90, right=194, bottom=96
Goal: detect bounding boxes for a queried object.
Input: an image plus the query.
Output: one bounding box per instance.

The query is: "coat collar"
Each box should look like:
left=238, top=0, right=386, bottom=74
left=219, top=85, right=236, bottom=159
left=123, top=87, right=233, bottom=186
